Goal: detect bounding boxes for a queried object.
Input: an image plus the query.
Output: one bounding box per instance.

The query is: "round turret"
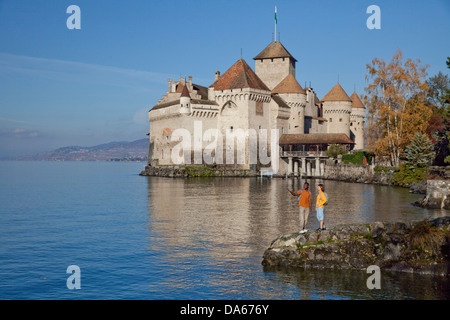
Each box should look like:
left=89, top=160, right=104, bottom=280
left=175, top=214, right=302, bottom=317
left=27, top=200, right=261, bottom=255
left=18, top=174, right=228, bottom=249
left=272, top=74, right=307, bottom=134
left=180, top=85, right=191, bottom=115
left=321, top=83, right=352, bottom=137
left=350, top=91, right=365, bottom=150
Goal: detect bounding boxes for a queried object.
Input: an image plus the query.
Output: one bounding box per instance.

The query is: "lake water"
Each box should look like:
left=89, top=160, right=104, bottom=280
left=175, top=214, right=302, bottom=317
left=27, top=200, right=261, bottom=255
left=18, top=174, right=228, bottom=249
left=0, top=161, right=448, bottom=300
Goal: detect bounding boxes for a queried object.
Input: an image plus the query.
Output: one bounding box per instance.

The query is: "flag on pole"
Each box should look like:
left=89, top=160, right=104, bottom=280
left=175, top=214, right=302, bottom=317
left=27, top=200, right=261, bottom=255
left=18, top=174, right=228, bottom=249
left=274, top=6, right=278, bottom=42
left=275, top=6, right=277, bottom=24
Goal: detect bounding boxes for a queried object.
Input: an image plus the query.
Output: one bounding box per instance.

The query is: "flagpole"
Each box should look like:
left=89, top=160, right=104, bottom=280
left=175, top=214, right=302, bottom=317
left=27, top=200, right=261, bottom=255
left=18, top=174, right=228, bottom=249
left=274, top=6, right=277, bottom=42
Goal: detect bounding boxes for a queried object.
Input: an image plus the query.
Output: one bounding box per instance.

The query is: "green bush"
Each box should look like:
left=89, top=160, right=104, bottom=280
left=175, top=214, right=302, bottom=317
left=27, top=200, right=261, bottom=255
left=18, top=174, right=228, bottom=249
left=342, top=154, right=354, bottom=164
left=392, top=164, right=428, bottom=186
left=342, top=151, right=374, bottom=165
left=374, top=166, right=391, bottom=174
left=352, top=152, right=365, bottom=164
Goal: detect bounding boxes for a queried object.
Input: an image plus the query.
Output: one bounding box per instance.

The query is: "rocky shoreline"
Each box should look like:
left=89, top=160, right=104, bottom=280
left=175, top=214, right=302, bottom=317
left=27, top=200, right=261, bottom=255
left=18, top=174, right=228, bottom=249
left=414, top=180, right=450, bottom=210
left=262, top=216, right=450, bottom=276
left=139, top=165, right=259, bottom=178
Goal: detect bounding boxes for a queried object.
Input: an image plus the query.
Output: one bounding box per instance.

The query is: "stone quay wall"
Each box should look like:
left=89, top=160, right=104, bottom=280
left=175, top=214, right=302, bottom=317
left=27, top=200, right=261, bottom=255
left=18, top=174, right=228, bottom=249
left=323, top=162, right=394, bottom=185
left=139, top=165, right=258, bottom=178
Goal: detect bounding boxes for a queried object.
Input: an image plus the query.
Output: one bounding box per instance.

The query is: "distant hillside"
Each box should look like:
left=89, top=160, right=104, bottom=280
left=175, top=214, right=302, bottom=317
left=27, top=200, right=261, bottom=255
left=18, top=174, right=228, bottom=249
left=17, top=139, right=148, bottom=161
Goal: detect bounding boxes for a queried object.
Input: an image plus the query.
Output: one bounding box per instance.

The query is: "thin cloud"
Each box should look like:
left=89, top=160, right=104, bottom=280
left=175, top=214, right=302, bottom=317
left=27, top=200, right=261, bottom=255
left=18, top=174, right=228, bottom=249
left=0, top=116, right=32, bottom=124
left=0, top=52, right=175, bottom=88
left=0, top=127, right=40, bottom=139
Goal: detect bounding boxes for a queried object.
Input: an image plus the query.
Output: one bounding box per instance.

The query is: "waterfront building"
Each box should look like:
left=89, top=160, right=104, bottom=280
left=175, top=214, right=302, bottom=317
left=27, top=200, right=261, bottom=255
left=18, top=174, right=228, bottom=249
left=147, top=40, right=365, bottom=176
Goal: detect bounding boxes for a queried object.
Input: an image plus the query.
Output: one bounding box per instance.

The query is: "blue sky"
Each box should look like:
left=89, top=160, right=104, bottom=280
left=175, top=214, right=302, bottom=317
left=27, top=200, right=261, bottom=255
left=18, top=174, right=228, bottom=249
left=0, top=0, right=449, bottom=158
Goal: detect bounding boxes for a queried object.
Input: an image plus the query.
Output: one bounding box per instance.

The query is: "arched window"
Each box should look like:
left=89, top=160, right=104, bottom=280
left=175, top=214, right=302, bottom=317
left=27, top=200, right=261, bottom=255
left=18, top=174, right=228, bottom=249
left=221, top=100, right=238, bottom=115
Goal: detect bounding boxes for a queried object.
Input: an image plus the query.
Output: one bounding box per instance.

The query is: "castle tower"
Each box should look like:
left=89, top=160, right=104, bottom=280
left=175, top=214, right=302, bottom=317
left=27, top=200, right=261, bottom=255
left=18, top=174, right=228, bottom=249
left=209, top=58, right=271, bottom=134
left=253, top=41, right=297, bottom=90
left=321, top=83, right=352, bottom=137
left=179, top=84, right=191, bottom=115
left=272, top=74, right=307, bottom=134
left=350, top=91, right=365, bottom=150
left=209, top=58, right=272, bottom=168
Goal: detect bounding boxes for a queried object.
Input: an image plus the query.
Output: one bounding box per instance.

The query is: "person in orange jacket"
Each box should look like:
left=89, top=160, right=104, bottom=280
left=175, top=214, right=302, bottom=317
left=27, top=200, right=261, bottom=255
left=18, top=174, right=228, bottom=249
left=288, top=182, right=312, bottom=233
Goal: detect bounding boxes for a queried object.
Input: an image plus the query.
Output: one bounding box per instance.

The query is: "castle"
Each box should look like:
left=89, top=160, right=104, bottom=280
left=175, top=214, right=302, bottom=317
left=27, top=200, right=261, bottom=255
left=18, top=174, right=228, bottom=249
left=147, top=40, right=365, bottom=176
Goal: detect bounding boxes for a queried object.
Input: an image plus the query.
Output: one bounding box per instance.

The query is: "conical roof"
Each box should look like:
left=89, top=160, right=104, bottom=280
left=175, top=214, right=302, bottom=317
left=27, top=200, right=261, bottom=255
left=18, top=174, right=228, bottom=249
left=209, top=59, right=270, bottom=91
left=350, top=91, right=365, bottom=108
left=253, top=41, right=297, bottom=62
left=180, top=84, right=191, bottom=98
left=272, top=74, right=306, bottom=94
left=321, top=83, right=351, bottom=102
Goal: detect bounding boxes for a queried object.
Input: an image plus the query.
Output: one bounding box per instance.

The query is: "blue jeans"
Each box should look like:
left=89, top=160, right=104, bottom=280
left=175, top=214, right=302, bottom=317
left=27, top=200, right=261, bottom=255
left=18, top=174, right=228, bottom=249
left=317, top=207, right=324, bottom=222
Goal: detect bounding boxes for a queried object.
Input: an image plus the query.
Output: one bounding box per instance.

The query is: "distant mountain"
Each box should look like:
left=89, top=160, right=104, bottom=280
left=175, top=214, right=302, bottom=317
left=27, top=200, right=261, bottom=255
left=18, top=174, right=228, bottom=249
left=16, top=139, right=149, bottom=161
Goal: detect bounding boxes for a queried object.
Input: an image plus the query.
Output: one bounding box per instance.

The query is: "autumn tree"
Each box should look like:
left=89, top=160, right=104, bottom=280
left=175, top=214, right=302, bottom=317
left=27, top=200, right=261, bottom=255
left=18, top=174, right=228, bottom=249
left=364, top=49, right=432, bottom=167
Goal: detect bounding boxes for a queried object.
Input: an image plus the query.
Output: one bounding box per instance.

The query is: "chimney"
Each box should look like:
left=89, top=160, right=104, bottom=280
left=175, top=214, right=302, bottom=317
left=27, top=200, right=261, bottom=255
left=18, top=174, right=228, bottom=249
left=168, top=79, right=172, bottom=93
left=215, top=70, right=220, bottom=82
left=188, top=76, right=192, bottom=88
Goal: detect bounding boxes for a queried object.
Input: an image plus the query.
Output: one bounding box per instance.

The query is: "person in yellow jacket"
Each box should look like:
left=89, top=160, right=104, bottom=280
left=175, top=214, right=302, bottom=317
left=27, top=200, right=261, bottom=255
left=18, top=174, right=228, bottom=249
left=315, top=184, right=327, bottom=230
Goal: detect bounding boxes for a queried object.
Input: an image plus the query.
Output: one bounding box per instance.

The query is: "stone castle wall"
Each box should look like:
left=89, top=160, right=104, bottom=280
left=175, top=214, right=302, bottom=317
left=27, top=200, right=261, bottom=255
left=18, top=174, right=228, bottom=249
left=350, top=107, right=365, bottom=150
left=254, top=57, right=295, bottom=90
left=322, top=100, right=352, bottom=137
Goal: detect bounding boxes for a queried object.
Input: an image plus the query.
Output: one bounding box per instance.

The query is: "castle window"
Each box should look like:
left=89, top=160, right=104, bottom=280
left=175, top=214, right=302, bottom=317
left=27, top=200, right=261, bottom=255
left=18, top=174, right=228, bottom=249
left=230, top=126, right=233, bottom=132
left=339, top=118, right=342, bottom=122
left=350, top=122, right=353, bottom=126
left=256, top=101, right=263, bottom=115
left=329, top=118, right=332, bottom=122
left=271, top=58, right=273, bottom=62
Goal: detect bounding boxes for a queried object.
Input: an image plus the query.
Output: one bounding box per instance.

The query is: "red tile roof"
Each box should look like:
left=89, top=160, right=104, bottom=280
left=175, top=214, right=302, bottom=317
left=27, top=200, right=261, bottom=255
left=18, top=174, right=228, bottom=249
left=321, top=83, right=352, bottom=102
left=279, top=133, right=355, bottom=145
left=180, top=84, right=191, bottom=98
left=253, top=41, right=297, bottom=62
left=350, top=91, right=365, bottom=108
left=272, top=74, right=306, bottom=94
left=209, top=59, right=270, bottom=91
left=175, top=83, right=185, bottom=93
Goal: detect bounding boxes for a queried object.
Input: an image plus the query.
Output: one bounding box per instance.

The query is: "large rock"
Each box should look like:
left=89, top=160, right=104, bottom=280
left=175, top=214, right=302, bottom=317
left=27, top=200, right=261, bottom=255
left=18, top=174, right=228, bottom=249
left=409, top=181, right=427, bottom=194
left=262, top=217, right=450, bottom=276
left=415, top=180, right=450, bottom=209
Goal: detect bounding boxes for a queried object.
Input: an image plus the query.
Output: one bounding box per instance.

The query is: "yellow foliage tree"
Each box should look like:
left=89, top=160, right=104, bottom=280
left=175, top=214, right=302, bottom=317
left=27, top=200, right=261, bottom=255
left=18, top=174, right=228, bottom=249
left=364, top=49, right=432, bottom=167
